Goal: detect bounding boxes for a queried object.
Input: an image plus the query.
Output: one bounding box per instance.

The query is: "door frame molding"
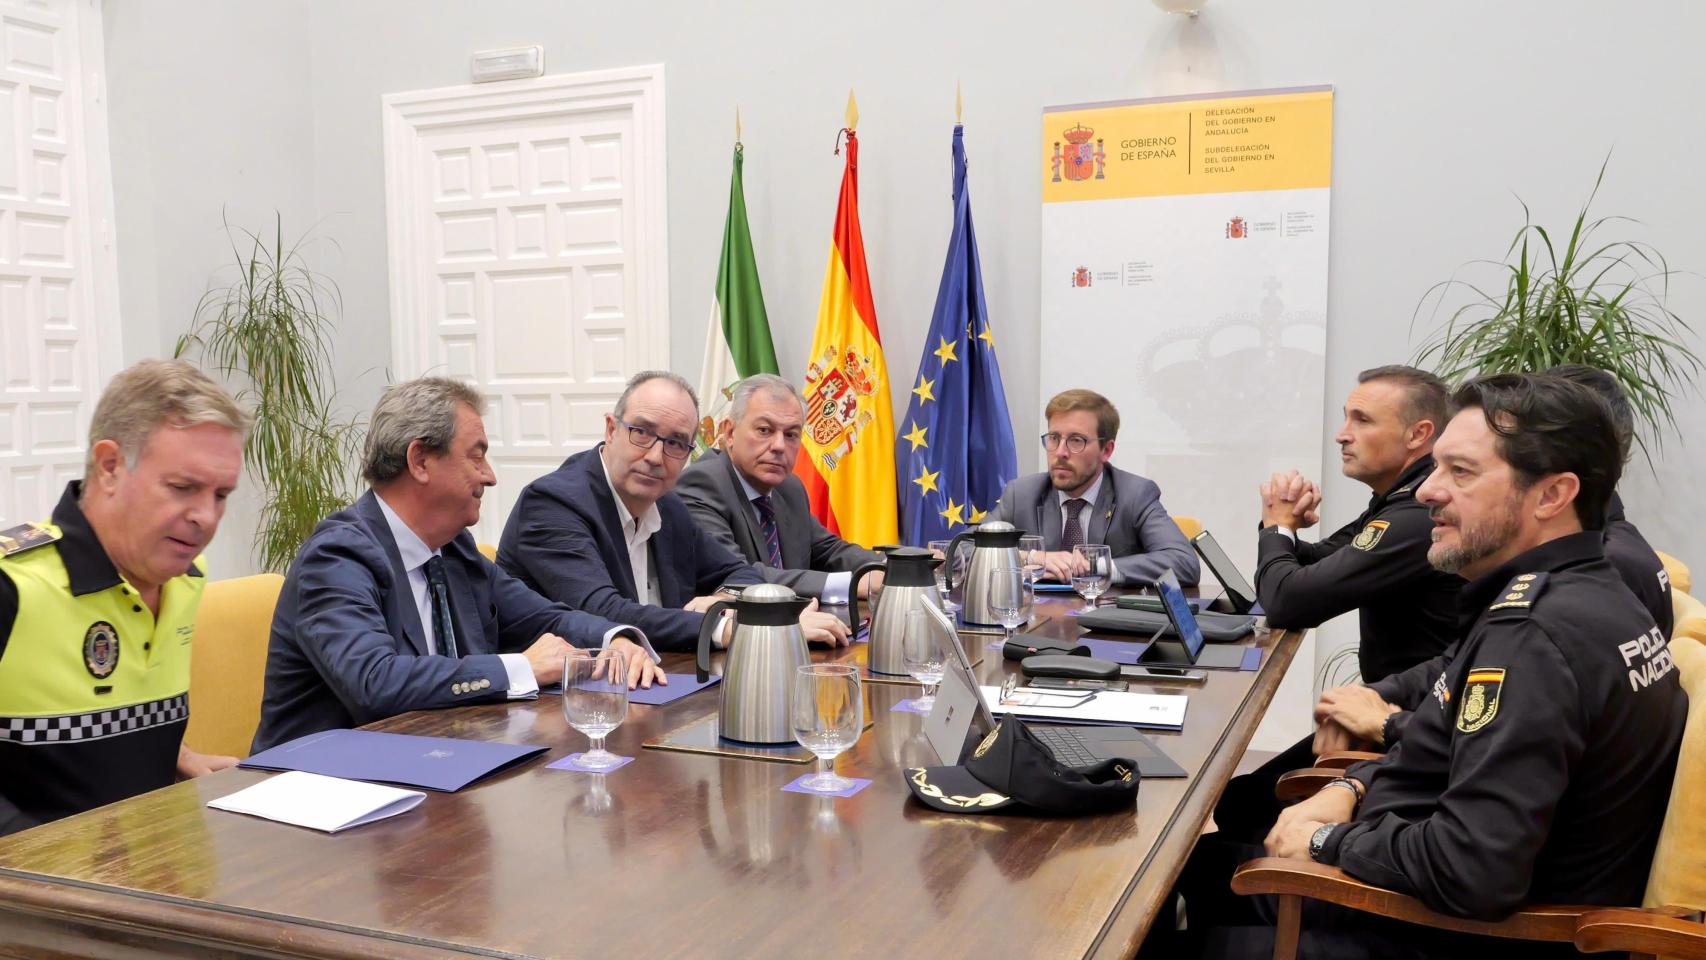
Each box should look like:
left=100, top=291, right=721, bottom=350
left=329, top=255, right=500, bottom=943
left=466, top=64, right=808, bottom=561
left=379, top=63, right=669, bottom=382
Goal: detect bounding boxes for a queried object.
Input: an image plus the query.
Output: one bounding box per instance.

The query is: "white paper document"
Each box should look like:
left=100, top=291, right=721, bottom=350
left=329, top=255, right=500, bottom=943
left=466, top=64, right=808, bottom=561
left=208, top=771, right=426, bottom=833
left=981, top=686, right=1189, bottom=730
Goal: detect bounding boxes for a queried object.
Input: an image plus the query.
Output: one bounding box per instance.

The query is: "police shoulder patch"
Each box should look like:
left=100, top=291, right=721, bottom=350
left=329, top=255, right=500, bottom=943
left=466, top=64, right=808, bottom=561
left=1351, top=520, right=1391, bottom=551
left=1487, top=572, right=1547, bottom=614
left=0, top=522, right=59, bottom=558
left=1456, top=666, right=1505, bottom=734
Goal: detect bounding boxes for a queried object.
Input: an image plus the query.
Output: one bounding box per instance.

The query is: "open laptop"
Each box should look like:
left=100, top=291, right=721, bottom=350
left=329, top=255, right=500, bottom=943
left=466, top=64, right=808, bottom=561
left=919, top=602, right=1186, bottom=777
left=1191, top=529, right=1260, bottom=615
left=1131, top=569, right=1251, bottom=670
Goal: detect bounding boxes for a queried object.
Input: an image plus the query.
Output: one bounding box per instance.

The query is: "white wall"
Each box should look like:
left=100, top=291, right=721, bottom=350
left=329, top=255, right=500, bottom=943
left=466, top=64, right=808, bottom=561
left=102, top=1, right=1706, bottom=741
left=104, top=0, right=318, bottom=580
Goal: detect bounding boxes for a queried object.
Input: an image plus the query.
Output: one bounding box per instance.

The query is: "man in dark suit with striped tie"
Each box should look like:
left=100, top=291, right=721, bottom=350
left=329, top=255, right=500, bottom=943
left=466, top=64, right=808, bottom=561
left=678, top=375, right=885, bottom=605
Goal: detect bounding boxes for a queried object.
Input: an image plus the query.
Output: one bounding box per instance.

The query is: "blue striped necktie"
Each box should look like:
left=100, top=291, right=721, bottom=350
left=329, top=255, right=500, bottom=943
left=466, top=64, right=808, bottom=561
left=423, top=555, right=460, bottom=659
left=752, top=495, right=784, bottom=568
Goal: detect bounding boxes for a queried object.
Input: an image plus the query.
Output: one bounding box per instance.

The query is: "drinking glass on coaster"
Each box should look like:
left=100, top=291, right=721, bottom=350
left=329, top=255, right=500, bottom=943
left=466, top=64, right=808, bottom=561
left=562, top=651, right=629, bottom=771
left=1071, top=543, right=1113, bottom=611
left=901, top=609, right=946, bottom=711
left=927, top=539, right=962, bottom=614
left=990, top=565, right=1031, bottom=643
left=791, top=663, right=864, bottom=794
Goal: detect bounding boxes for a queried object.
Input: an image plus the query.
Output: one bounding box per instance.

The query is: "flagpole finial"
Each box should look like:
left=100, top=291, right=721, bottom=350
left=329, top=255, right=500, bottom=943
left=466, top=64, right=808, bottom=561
left=956, top=82, right=963, bottom=123
left=735, top=106, right=742, bottom=144
left=845, top=89, right=859, bottom=131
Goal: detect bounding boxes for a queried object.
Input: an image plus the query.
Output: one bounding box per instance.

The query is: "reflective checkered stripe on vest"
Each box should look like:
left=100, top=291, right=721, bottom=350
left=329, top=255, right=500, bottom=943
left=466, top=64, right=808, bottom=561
left=0, top=526, right=203, bottom=824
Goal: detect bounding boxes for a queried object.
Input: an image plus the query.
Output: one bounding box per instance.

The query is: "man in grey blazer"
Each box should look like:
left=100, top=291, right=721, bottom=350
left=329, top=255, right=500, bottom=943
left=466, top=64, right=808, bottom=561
left=988, top=388, right=1199, bottom=587
left=678, top=375, right=885, bottom=604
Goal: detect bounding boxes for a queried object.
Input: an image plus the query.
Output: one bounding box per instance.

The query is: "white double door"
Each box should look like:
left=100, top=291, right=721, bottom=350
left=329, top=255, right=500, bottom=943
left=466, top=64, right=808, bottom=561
left=383, top=66, right=669, bottom=546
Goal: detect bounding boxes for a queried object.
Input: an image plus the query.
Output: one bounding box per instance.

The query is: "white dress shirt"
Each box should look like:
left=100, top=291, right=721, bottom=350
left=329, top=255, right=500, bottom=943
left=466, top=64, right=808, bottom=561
left=734, top=469, right=851, bottom=604
left=373, top=493, right=537, bottom=699
left=599, top=453, right=664, bottom=606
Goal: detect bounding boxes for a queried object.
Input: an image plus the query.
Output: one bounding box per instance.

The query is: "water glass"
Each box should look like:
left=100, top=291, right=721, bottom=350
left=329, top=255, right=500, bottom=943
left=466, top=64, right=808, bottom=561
left=901, top=609, right=946, bottom=710
left=792, top=663, right=864, bottom=793
left=1072, top=544, right=1113, bottom=610
left=562, top=651, right=629, bottom=770
left=989, top=565, right=1031, bottom=642
left=1019, top=535, right=1045, bottom=583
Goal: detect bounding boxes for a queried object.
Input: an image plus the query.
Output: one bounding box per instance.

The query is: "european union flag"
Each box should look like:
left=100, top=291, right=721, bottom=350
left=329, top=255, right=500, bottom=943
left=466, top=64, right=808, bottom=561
left=897, top=125, right=1018, bottom=545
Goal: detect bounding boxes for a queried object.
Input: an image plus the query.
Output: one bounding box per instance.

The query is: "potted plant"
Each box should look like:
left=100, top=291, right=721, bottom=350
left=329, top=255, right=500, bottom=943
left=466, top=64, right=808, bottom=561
left=1411, top=161, right=1702, bottom=461
left=176, top=215, right=363, bottom=572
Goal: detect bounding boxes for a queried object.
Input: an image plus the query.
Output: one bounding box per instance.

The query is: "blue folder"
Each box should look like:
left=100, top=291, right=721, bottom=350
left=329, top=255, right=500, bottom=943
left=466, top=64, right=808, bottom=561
left=241, top=729, right=547, bottom=792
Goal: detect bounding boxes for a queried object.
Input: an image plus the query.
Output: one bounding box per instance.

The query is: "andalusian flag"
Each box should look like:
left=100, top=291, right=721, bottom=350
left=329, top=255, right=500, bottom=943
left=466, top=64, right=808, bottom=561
left=793, top=97, right=899, bottom=547
left=695, top=135, right=779, bottom=456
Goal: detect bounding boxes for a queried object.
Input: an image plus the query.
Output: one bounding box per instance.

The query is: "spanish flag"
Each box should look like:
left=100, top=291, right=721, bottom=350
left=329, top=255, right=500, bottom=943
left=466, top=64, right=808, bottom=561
left=793, top=104, right=899, bottom=547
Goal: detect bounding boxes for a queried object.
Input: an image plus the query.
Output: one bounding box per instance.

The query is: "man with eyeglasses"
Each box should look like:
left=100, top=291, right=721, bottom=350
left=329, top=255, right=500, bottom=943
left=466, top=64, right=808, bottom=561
left=498, top=371, right=851, bottom=651
left=987, top=389, right=1199, bottom=587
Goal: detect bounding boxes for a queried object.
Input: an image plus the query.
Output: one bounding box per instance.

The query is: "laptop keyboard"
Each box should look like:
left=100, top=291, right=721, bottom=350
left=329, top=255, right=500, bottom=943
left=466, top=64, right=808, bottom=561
left=1030, top=726, right=1098, bottom=768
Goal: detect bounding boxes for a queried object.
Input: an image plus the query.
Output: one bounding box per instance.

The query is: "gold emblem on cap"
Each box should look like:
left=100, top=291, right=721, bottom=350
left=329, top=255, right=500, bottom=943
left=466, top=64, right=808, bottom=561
left=1517, top=574, right=1537, bottom=582
left=972, top=725, right=1001, bottom=759
left=908, top=768, right=1008, bottom=808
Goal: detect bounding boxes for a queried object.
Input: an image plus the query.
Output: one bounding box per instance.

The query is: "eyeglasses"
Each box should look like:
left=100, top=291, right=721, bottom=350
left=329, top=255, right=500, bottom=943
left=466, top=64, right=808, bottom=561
left=617, top=418, right=693, bottom=460
left=1040, top=432, right=1107, bottom=454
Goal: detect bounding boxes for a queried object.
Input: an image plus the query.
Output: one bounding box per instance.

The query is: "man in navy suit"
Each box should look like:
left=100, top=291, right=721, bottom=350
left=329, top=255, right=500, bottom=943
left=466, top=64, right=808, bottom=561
left=253, top=378, right=661, bottom=753
left=498, top=371, right=852, bottom=652
left=987, top=389, right=1199, bottom=587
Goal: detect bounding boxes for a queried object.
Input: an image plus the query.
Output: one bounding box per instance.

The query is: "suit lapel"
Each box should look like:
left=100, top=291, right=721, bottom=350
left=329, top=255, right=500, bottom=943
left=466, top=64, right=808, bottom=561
left=356, top=491, right=428, bottom=656
left=776, top=479, right=810, bottom=568
left=720, top=452, right=767, bottom=562
left=583, top=447, right=639, bottom=599
left=443, top=540, right=486, bottom=656
left=1038, top=483, right=1062, bottom=548
left=651, top=521, right=681, bottom=607
left=1087, top=470, right=1116, bottom=544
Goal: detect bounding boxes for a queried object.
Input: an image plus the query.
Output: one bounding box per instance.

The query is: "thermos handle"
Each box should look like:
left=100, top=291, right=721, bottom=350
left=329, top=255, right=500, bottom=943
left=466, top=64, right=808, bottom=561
left=848, top=561, right=886, bottom=626
left=944, top=530, right=974, bottom=592
left=695, top=599, right=735, bottom=683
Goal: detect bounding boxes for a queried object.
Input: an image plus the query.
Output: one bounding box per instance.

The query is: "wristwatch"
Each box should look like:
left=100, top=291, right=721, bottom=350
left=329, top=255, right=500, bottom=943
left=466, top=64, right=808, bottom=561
left=1309, top=822, right=1339, bottom=862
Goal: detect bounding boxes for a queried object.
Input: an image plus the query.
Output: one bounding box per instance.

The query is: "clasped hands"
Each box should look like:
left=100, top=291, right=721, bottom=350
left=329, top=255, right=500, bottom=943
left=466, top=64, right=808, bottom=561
left=1260, top=469, right=1323, bottom=531
left=524, top=632, right=665, bottom=690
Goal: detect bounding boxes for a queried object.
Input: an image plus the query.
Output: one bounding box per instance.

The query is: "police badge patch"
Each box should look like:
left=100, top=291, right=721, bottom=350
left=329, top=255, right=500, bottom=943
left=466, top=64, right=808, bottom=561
left=1351, top=520, right=1390, bottom=551
left=83, top=621, right=120, bottom=679
left=1456, top=667, right=1505, bottom=734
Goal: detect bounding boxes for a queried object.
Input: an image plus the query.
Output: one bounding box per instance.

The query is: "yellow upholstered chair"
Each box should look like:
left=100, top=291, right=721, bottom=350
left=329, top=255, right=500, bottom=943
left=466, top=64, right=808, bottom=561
left=478, top=542, right=498, bottom=562
left=1173, top=515, right=1204, bottom=540
left=182, top=573, right=284, bottom=759
left=1660, top=550, right=1694, bottom=598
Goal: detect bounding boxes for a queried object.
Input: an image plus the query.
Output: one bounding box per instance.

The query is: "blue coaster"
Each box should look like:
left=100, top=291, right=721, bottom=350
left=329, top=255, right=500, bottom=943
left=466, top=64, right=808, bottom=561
left=548, top=752, right=635, bottom=773
left=891, top=698, right=932, bottom=715
left=782, top=774, right=872, bottom=798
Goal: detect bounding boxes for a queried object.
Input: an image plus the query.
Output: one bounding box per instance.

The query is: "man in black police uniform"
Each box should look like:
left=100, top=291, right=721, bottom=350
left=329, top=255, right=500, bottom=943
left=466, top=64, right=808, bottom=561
left=1314, top=363, right=1677, bottom=752
left=1214, top=366, right=1463, bottom=841
left=1156, top=373, right=1687, bottom=960
left=0, top=359, right=249, bottom=836
left=1549, top=363, right=1672, bottom=634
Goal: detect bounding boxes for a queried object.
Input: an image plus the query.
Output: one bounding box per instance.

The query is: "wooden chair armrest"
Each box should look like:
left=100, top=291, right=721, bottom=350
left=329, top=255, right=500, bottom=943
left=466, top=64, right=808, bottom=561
left=1229, top=858, right=1588, bottom=942
left=1274, top=768, right=1341, bottom=803
left=1574, top=907, right=1706, bottom=957
left=1312, top=750, right=1383, bottom=769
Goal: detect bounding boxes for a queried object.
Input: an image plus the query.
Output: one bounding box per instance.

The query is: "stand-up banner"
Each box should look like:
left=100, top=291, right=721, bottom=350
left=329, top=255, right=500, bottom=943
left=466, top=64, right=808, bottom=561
left=1039, top=85, right=1333, bottom=604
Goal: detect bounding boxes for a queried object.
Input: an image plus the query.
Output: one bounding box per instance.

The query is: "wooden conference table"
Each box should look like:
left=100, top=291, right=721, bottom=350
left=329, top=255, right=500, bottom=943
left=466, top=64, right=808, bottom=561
left=0, top=594, right=1301, bottom=960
